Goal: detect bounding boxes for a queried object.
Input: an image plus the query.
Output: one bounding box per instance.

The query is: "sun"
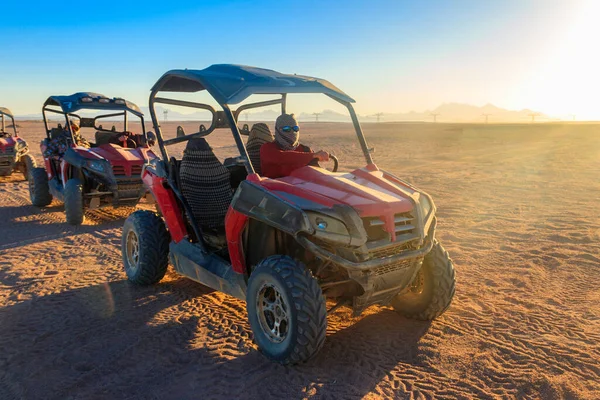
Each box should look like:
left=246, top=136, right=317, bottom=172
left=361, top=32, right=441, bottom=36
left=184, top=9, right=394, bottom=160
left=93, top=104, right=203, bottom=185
left=528, top=0, right=600, bottom=119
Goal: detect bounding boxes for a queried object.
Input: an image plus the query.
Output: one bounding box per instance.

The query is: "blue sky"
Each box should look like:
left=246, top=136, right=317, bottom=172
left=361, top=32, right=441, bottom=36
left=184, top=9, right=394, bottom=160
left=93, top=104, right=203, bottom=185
left=1, top=1, right=597, bottom=119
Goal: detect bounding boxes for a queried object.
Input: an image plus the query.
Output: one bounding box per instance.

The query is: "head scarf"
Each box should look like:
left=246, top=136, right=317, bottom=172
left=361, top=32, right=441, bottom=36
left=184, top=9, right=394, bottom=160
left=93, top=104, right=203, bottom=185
left=246, top=123, right=273, bottom=174
left=70, top=120, right=80, bottom=133
left=275, top=113, right=299, bottom=150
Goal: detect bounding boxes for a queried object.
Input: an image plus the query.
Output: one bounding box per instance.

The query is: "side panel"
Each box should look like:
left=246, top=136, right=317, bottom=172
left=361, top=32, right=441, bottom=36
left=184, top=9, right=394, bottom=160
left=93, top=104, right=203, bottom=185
left=225, top=207, right=249, bottom=274
left=142, top=168, right=188, bottom=242
left=170, top=241, right=247, bottom=300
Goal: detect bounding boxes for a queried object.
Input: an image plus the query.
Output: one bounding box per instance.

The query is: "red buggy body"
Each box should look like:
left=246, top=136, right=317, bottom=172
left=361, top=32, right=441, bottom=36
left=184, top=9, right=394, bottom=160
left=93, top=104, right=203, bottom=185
left=28, top=93, right=158, bottom=224
left=122, top=65, right=455, bottom=364
left=0, top=107, right=36, bottom=178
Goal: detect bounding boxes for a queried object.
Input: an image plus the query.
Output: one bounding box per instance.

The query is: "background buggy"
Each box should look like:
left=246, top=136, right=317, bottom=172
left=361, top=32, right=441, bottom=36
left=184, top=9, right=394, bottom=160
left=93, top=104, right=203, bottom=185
left=28, top=93, right=158, bottom=224
left=0, top=107, right=36, bottom=178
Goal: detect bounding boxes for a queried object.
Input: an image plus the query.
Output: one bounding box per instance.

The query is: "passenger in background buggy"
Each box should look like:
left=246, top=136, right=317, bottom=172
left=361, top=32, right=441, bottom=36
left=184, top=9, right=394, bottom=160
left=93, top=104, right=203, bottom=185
left=43, top=120, right=89, bottom=160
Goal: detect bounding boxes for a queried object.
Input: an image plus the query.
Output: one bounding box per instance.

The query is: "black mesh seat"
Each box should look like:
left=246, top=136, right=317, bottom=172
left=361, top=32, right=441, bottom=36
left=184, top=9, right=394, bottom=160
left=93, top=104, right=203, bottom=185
left=95, top=131, right=117, bottom=146
left=179, top=138, right=232, bottom=232
left=246, top=123, right=273, bottom=175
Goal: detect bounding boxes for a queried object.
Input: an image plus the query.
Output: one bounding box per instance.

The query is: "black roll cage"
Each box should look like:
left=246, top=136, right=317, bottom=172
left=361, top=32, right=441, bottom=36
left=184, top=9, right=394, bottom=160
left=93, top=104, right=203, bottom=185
left=0, top=111, right=17, bottom=136
left=42, top=105, right=147, bottom=143
left=148, top=90, right=374, bottom=177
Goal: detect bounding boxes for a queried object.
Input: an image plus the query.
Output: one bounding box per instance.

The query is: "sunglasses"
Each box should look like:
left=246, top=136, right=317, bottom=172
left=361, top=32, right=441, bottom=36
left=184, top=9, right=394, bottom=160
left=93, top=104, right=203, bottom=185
left=281, top=125, right=300, bottom=133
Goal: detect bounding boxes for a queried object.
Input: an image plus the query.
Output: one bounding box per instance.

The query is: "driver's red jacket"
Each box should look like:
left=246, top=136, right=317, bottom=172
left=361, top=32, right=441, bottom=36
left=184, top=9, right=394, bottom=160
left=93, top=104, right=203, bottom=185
left=260, top=142, right=315, bottom=178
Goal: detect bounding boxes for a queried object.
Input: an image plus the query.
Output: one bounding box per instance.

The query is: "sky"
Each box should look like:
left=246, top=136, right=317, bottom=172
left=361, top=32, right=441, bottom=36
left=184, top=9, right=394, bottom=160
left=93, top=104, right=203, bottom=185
left=1, top=0, right=599, bottom=120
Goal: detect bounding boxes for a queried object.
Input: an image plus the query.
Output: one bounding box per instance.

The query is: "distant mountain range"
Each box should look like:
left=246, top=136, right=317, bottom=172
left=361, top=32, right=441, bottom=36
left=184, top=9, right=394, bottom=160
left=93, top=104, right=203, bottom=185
left=15, top=103, right=554, bottom=123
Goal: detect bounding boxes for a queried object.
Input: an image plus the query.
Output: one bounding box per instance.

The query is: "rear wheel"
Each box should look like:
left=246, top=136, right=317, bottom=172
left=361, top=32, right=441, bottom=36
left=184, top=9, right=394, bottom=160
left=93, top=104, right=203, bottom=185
left=122, top=210, right=170, bottom=285
left=247, top=255, right=327, bottom=364
left=392, top=240, right=456, bottom=320
left=29, top=168, right=53, bottom=207
left=64, top=178, right=85, bottom=225
left=20, top=154, right=37, bottom=180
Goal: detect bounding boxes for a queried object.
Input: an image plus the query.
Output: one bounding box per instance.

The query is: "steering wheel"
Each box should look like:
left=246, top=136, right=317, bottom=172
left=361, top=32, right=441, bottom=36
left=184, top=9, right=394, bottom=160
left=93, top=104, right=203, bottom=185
left=120, top=133, right=137, bottom=149
left=326, top=154, right=339, bottom=172
left=126, top=138, right=137, bottom=148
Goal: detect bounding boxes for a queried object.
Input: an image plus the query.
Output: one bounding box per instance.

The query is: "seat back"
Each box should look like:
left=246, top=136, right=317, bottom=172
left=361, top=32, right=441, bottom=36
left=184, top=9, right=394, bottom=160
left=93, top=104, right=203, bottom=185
left=179, top=138, right=232, bottom=231
left=49, top=127, right=64, bottom=139
left=246, top=123, right=273, bottom=175
left=95, top=131, right=117, bottom=146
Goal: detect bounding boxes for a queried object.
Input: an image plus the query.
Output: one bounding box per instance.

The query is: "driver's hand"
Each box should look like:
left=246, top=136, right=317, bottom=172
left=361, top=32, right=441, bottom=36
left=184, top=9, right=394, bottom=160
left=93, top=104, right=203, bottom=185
left=315, top=150, right=330, bottom=162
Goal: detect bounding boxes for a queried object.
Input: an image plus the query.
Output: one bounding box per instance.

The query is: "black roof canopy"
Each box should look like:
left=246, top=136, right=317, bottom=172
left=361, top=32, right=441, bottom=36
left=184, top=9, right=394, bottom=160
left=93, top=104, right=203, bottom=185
left=43, top=92, right=143, bottom=117
left=151, top=64, right=355, bottom=105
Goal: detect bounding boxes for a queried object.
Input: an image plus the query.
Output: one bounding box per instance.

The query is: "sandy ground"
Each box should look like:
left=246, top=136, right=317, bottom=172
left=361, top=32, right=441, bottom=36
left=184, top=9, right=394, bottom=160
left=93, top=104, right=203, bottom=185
left=1, top=121, right=599, bottom=399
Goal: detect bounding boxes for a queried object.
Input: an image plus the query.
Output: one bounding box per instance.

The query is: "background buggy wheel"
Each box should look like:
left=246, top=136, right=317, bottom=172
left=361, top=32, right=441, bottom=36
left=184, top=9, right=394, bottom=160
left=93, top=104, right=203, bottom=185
left=29, top=167, right=53, bottom=207
left=64, top=178, right=85, bottom=225
left=20, top=154, right=37, bottom=180
left=121, top=210, right=170, bottom=285
left=246, top=255, right=327, bottom=365
left=392, top=240, right=456, bottom=320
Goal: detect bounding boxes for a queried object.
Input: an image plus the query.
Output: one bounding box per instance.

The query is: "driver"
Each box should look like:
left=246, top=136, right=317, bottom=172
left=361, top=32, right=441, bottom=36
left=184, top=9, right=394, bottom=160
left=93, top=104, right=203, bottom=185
left=260, top=113, right=329, bottom=178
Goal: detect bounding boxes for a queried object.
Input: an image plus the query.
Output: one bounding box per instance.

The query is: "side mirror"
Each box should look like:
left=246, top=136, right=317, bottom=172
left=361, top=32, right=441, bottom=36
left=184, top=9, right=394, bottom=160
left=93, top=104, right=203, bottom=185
left=176, top=126, right=185, bottom=138
left=199, top=124, right=206, bottom=132
left=239, top=123, right=250, bottom=136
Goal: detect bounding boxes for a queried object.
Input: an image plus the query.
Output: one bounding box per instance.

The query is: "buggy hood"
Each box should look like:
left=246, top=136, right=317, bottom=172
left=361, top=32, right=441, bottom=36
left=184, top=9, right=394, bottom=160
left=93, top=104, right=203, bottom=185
left=260, top=166, right=416, bottom=218
left=73, top=144, right=156, bottom=175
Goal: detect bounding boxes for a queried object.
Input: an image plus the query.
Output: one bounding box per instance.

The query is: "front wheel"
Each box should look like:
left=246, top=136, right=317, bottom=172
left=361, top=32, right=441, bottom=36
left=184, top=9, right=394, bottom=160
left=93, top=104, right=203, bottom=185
left=29, top=168, right=53, bottom=207
left=64, top=178, right=85, bottom=225
left=246, top=255, right=327, bottom=365
left=391, top=240, right=456, bottom=320
left=122, top=210, right=170, bottom=285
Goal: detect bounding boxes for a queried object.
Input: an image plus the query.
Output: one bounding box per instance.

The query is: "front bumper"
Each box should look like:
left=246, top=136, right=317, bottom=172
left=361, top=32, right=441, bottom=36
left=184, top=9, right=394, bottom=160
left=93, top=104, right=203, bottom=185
left=83, top=172, right=146, bottom=206
left=298, top=218, right=437, bottom=315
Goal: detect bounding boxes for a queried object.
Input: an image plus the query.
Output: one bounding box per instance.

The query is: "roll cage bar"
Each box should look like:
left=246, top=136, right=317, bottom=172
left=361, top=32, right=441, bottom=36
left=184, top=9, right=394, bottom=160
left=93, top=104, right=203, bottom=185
left=149, top=66, right=374, bottom=177
left=42, top=93, right=147, bottom=142
left=0, top=107, right=17, bottom=136
left=42, top=104, right=147, bottom=143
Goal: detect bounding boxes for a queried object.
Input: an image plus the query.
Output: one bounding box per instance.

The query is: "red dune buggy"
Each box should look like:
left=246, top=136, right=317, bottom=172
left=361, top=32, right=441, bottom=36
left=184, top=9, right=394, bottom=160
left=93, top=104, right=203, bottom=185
left=0, top=107, right=36, bottom=178
left=122, top=65, right=455, bottom=364
left=28, top=93, right=158, bottom=224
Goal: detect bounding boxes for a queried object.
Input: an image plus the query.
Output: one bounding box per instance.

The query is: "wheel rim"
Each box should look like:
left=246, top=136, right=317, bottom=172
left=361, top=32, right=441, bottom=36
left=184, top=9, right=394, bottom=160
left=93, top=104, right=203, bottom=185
left=126, top=230, right=140, bottom=271
left=256, top=282, right=289, bottom=343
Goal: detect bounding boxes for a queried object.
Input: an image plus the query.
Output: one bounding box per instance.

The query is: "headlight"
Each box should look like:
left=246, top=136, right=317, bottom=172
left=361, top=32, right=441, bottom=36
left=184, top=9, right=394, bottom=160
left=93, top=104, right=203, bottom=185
left=419, top=195, right=432, bottom=217
left=305, top=211, right=351, bottom=244
left=87, top=160, right=107, bottom=174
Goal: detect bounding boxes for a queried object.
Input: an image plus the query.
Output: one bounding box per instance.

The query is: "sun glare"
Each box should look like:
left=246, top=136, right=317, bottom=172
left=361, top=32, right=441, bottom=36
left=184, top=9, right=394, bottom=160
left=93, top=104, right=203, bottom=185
left=528, top=0, right=600, bottom=119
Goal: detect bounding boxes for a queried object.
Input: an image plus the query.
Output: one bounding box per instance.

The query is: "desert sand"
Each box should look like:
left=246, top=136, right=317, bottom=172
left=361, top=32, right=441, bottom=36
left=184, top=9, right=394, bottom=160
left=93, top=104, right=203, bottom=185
left=1, top=121, right=599, bottom=399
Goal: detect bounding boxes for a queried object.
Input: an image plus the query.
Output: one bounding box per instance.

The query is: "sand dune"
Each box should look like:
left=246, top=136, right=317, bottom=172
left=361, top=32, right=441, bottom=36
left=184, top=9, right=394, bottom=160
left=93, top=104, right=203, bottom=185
left=1, top=121, right=599, bottom=399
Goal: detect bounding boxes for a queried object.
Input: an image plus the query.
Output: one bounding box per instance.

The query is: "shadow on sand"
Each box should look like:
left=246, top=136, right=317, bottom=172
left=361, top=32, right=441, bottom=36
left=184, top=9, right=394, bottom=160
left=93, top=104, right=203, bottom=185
left=0, top=279, right=433, bottom=399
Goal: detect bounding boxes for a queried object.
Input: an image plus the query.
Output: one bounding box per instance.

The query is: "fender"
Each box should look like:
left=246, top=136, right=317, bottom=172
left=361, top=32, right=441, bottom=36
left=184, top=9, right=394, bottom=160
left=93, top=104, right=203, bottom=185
left=142, top=165, right=187, bottom=242
left=230, top=180, right=313, bottom=237
left=63, top=147, right=90, bottom=169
